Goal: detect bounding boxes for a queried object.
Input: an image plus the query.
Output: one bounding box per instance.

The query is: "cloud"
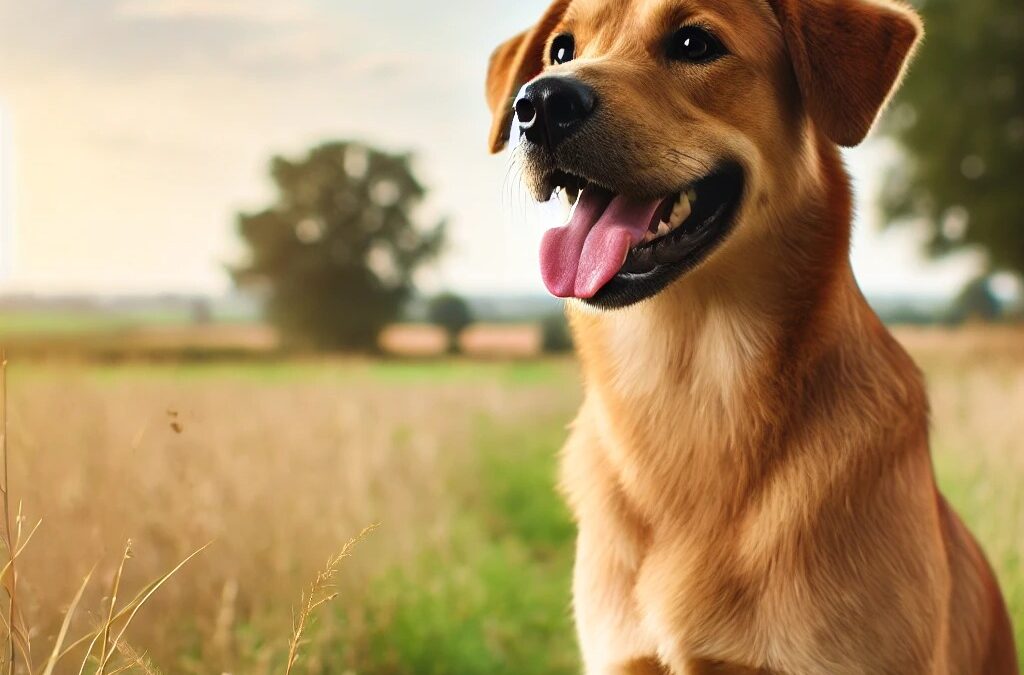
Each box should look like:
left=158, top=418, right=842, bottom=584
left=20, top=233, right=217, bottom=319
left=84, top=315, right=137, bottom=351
left=343, top=51, right=426, bottom=79
left=228, top=26, right=347, bottom=69
left=108, top=0, right=377, bottom=75
left=114, top=0, right=315, bottom=24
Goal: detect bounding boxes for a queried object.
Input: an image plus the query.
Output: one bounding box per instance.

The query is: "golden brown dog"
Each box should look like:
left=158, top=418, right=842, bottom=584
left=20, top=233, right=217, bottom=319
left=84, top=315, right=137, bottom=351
left=484, top=0, right=1018, bottom=673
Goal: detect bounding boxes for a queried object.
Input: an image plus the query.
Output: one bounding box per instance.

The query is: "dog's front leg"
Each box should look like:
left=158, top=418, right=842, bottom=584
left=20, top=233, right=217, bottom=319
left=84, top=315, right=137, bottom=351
left=573, top=523, right=670, bottom=674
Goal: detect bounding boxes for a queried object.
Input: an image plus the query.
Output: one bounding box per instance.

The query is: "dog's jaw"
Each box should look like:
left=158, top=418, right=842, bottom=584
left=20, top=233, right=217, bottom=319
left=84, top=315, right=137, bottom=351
left=534, top=162, right=748, bottom=307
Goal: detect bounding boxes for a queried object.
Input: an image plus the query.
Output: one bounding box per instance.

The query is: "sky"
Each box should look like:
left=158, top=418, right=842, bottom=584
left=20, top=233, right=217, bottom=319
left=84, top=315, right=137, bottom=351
left=0, top=0, right=981, bottom=299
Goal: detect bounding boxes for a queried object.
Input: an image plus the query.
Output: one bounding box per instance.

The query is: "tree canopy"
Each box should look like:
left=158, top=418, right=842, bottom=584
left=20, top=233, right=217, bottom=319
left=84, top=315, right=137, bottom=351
left=882, top=0, right=1024, bottom=279
left=232, top=141, right=445, bottom=350
left=428, top=292, right=474, bottom=352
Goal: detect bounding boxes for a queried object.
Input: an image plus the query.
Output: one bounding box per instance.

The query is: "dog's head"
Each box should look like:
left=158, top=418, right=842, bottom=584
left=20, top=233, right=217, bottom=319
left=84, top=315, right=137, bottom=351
left=486, top=0, right=921, bottom=309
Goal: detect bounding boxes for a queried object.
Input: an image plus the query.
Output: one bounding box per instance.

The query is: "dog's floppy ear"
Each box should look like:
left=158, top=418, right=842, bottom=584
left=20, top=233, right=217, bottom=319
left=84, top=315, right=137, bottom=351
left=767, top=0, right=922, bottom=147
left=485, top=0, right=571, bottom=153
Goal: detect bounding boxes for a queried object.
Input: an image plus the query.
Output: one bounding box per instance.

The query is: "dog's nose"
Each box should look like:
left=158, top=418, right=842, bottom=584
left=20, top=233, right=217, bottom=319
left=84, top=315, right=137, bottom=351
left=514, top=77, right=597, bottom=150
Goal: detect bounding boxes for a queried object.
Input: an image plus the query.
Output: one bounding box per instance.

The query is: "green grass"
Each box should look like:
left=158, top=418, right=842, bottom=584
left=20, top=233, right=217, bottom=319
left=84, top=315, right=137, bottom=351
left=10, top=357, right=575, bottom=386
left=4, top=357, right=582, bottom=673
left=0, top=309, right=130, bottom=334
left=366, top=359, right=573, bottom=385
left=322, top=366, right=1024, bottom=672
left=334, top=410, right=1024, bottom=674
left=325, top=414, right=580, bottom=674
left=5, top=350, right=1020, bottom=671
left=0, top=309, right=188, bottom=335
left=935, top=453, right=1024, bottom=656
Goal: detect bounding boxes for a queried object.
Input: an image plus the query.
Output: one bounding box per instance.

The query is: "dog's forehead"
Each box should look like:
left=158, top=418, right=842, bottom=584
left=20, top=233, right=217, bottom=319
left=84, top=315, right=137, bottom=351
left=563, top=0, right=777, bottom=43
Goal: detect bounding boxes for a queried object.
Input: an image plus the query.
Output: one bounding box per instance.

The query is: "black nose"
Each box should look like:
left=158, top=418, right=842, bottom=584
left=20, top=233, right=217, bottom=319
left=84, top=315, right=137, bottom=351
left=514, top=77, right=597, bottom=150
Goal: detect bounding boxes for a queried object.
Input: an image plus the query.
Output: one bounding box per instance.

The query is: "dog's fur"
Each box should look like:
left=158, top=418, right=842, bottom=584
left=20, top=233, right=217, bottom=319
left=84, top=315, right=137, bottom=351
left=485, top=0, right=1018, bottom=673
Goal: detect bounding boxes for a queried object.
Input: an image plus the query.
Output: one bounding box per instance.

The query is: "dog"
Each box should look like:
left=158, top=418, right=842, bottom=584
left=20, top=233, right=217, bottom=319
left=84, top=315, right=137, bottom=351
left=484, top=0, right=1018, bottom=673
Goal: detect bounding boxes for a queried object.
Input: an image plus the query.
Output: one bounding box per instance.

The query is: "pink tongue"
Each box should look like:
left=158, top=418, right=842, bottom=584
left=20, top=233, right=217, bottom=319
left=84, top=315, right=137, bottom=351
left=540, top=188, right=665, bottom=299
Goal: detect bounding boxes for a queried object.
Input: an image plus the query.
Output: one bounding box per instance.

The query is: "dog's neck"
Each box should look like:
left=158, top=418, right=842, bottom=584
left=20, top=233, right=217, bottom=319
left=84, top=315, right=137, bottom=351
left=565, top=135, right=915, bottom=518
left=570, top=135, right=855, bottom=396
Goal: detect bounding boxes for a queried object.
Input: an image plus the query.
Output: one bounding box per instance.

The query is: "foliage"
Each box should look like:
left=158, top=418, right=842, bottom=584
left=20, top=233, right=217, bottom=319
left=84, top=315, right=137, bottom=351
left=881, top=0, right=1024, bottom=278
left=949, top=275, right=1003, bottom=324
left=541, top=312, right=574, bottom=353
left=232, top=141, right=445, bottom=350
left=427, top=292, right=474, bottom=351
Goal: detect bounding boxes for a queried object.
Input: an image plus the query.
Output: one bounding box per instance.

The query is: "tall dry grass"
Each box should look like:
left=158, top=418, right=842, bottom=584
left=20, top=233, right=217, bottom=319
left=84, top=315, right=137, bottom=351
left=895, top=327, right=1024, bottom=651
left=0, top=360, right=577, bottom=672
left=3, top=354, right=217, bottom=675
left=0, top=327, right=1021, bottom=670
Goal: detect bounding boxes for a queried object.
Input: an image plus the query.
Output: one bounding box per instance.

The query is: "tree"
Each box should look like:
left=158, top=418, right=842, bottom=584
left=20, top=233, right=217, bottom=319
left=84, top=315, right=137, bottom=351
left=540, top=313, right=573, bottom=353
left=881, top=0, right=1024, bottom=279
left=427, top=292, right=474, bottom=352
left=948, top=276, right=1002, bottom=324
left=232, top=142, right=445, bottom=350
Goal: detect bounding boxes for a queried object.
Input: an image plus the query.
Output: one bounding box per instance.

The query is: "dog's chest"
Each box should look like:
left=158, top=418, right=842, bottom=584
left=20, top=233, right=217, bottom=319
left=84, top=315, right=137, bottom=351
left=626, top=505, right=840, bottom=673
left=564, top=415, right=837, bottom=672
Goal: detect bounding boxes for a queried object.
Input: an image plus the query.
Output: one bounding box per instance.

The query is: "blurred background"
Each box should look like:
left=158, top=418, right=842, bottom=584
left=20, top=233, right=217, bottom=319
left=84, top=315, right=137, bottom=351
left=0, top=0, right=1020, bottom=672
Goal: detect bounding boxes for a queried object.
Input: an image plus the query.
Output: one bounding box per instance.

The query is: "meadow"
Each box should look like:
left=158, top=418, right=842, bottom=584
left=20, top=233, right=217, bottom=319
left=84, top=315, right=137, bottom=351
left=0, top=327, right=1022, bottom=673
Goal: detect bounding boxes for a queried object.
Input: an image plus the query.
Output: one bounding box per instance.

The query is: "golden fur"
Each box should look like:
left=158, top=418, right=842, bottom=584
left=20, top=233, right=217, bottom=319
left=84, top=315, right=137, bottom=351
left=485, top=0, right=1018, bottom=673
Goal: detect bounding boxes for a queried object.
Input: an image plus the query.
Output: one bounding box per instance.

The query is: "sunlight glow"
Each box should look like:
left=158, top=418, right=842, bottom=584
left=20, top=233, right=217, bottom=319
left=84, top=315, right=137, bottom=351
left=0, top=105, right=12, bottom=282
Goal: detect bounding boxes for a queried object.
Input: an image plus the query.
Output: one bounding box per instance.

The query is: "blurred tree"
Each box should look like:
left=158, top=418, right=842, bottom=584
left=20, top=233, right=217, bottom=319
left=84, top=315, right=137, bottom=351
left=882, top=0, right=1023, bottom=279
left=190, top=298, right=213, bottom=325
left=948, top=275, right=1002, bottom=324
left=540, top=313, right=573, bottom=353
left=232, top=142, right=445, bottom=350
left=427, top=292, right=474, bottom=352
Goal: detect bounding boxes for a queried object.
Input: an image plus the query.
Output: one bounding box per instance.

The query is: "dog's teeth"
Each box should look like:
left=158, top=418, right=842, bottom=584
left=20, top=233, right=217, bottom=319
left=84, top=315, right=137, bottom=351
left=669, top=192, right=692, bottom=229
left=686, top=188, right=697, bottom=203
left=563, top=196, right=580, bottom=224
left=640, top=190, right=697, bottom=245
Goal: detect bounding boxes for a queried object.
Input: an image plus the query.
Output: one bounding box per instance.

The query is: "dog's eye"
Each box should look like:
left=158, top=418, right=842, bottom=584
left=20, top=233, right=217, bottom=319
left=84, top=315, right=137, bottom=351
left=550, top=33, right=575, bottom=65
left=667, top=27, right=726, bottom=63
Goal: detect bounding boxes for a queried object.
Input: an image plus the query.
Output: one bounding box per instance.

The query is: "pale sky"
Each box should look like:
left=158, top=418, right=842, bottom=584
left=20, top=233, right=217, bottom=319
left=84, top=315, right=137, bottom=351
left=0, top=0, right=979, bottom=298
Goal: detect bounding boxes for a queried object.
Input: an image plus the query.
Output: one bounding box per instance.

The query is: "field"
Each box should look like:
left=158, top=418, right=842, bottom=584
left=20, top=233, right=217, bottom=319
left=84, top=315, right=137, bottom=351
left=1, top=327, right=1022, bottom=673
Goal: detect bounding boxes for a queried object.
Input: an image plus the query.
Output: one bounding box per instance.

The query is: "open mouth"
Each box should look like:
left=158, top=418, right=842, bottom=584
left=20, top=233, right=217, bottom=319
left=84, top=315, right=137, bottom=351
left=539, top=163, right=745, bottom=309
